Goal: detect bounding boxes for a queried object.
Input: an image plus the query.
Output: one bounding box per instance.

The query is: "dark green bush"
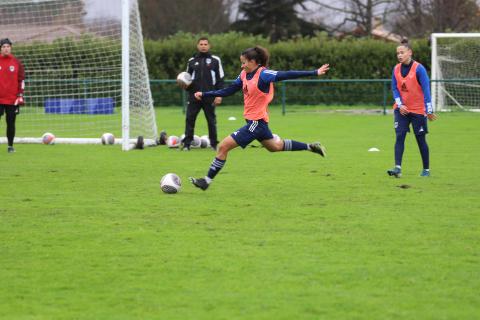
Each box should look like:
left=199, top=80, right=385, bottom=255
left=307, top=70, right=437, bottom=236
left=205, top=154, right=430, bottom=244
left=13, top=32, right=433, bottom=106
left=145, top=32, right=431, bottom=105
left=145, top=31, right=431, bottom=80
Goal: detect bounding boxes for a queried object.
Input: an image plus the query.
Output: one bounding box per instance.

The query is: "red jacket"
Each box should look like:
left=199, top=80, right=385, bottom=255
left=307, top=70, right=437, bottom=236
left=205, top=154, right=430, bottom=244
left=0, top=54, right=25, bottom=105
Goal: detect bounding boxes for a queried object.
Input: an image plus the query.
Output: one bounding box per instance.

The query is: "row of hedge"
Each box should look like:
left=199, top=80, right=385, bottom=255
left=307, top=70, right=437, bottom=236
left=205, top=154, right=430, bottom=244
left=144, top=32, right=431, bottom=105
left=14, top=32, right=431, bottom=81
left=13, top=32, right=433, bottom=106
left=144, top=31, right=431, bottom=80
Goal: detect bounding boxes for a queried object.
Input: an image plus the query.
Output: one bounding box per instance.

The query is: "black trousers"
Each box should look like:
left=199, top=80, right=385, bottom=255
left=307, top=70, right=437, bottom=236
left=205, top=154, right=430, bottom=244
left=0, top=104, right=18, bottom=146
left=184, top=99, right=218, bottom=147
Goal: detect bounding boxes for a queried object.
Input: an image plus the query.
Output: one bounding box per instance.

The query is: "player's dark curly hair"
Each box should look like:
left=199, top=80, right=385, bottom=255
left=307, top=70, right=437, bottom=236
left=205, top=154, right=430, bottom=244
left=399, top=37, right=412, bottom=50
left=241, top=46, right=270, bottom=67
left=0, top=38, right=13, bottom=46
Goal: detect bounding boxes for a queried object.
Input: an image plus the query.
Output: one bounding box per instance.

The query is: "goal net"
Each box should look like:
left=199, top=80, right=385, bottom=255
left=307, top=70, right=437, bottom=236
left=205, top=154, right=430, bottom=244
left=0, top=0, right=158, bottom=149
left=431, top=33, right=480, bottom=112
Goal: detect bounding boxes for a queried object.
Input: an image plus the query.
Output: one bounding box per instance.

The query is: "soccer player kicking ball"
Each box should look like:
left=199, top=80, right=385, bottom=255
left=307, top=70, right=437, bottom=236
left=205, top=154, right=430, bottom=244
left=189, top=46, right=329, bottom=190
left=387, top=38, right=437, bottom=178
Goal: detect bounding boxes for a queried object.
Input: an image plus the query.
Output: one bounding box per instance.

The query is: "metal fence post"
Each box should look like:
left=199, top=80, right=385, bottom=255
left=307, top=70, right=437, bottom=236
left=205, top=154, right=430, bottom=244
left=382, top=80, right=388, bottom=115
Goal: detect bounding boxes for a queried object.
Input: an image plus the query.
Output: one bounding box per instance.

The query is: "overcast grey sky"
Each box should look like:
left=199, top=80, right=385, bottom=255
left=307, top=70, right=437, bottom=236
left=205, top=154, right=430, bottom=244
left=82, top=0, right=331, bottom=22
left=82, top=0, right=347, bottom=25
left=84, top=0, right=121, bottom=20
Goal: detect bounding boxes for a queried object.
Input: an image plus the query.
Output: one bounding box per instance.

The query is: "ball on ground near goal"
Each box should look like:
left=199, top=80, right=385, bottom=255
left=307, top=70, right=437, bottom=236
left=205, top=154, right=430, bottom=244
left=191, top=135, right=201, bottom=148
left=160, top=173, right=181, bottom=194
left=200, top=135, right=210, bottom=148
left=176, top=72, right=192, bottom=89
left=167, top=135, right=180, bottom=148
left=42, top=132, right=55, bottom=145
left=101, top=132, right=115, bottom=145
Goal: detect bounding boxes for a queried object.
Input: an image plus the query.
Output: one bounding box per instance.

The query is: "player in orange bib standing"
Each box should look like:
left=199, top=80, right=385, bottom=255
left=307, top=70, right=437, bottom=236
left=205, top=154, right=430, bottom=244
left=0, top=38, right=25, bottom=153
left=189, top=46, right=329, bottom=190
left=387, top=38, right=437, bottom=178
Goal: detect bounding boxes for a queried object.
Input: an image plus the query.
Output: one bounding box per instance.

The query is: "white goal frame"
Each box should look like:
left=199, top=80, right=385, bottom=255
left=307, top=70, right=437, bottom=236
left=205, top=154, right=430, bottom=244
left=0, top=0, right=158, bottom=150
left=431, top=33, right=480, bottom=112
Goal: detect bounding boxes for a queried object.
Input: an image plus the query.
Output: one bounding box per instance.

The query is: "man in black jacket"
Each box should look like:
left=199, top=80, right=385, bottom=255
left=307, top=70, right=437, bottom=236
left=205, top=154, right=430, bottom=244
left=182, top=37, right=224, bottom=150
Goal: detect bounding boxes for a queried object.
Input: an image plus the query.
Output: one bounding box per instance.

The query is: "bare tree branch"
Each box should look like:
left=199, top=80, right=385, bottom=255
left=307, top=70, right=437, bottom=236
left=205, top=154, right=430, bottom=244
left=390, top=0, right=480, bottom=37
left=310, top=0, right=397, bottom=35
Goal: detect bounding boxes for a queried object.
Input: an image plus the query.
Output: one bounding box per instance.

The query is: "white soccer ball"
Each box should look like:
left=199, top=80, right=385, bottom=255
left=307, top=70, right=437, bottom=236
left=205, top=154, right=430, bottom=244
left=101, top=132, right=115, bottom=145
left=42, top=132, right=55, bottom=145
left=191, top=135, right=201, bottom=148
left=160, top=173, right=181, bottom=194
left=167, top=135, right=181, bottom=148
left=200, top=135, right=210, bottom=148
left=176, top=71, right=192, bottom=88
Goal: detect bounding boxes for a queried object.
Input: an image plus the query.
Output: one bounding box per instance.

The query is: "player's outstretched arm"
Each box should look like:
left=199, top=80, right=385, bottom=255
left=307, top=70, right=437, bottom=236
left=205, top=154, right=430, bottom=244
left=270, top=65, right=331, bottom=83
left=195, top=80, right=242, bottom=100
left=317, top=64, right=329, bottom=76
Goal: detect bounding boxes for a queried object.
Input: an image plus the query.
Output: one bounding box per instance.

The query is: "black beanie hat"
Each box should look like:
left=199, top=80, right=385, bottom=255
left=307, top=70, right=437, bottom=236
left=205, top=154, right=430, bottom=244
left=0, top=38, right=13, bottom=46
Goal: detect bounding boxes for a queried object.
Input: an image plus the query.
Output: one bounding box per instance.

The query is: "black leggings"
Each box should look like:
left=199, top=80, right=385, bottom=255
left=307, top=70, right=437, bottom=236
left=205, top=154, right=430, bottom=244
left=0, top=105, right=17, bottom=146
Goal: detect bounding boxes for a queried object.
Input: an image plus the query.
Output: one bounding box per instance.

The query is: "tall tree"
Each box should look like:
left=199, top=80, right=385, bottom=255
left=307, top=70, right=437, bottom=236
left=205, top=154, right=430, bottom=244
left=139, top=0, right=231, bottom=39
left=392, top=0, right=480, bottom=37
left=231, top=0, right=324, bottom=42
left=431, top=0, right=480, bottom=32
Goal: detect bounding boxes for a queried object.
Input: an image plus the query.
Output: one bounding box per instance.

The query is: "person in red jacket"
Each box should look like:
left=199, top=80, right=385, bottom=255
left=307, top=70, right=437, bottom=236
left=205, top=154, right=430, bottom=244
left=0, top=38, right=25, bottom=153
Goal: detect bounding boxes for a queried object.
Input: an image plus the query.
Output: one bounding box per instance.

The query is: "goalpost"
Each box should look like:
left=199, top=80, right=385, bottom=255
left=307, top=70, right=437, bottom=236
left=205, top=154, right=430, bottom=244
left=431, top=33, right=480, bottom=112
left=0, top=0, right=158, bottom=150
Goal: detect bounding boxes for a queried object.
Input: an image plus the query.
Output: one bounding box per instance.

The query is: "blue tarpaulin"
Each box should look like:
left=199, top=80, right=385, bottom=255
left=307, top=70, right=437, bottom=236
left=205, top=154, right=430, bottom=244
left=45, top=98, right=115, bottom=114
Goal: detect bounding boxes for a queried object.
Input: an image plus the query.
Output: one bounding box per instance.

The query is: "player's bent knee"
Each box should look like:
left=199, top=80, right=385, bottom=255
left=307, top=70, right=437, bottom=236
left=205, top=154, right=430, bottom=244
left=273, top=144, right=284, bottom=152
left=217, top=138, right=237, bottom=157
left=217, top=144, right=229, bottom=156
left=275, top=140, right=285, bottom=152
left=263, top=143, right=277, bottom=152
left=262, top=139, right=283, bottom=152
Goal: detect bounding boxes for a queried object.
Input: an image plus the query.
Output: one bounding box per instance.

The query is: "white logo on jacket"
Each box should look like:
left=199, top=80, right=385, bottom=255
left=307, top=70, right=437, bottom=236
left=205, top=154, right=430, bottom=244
left=9, top=65, right=15, bottom=72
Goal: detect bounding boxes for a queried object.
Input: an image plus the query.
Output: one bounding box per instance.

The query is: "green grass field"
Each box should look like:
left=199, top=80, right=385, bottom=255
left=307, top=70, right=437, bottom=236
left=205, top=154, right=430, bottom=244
left=1, top=107, right=479, bottom=319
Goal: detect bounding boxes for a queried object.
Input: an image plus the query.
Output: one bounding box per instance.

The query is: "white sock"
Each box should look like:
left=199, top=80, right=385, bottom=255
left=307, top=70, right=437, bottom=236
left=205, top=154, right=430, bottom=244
left=395, top=165, right=401, bottom=169
left=205, top=176, right=212, bottom=184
